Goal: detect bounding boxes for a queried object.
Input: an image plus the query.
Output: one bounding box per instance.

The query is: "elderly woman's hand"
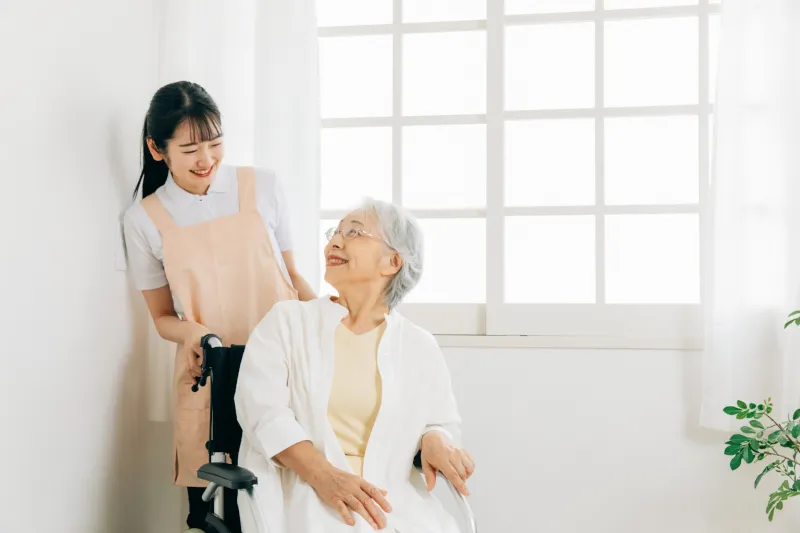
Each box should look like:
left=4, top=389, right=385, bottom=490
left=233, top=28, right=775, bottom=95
left=309, top=464, right=393, bottom=530
left=420, top=431, right=475, bottom=496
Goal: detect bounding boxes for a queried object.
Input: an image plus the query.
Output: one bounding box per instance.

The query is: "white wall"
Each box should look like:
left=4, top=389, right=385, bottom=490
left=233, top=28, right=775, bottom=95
left=0, top=1, right=173, bottom=532
left=444, top=346, right=800, bottom=533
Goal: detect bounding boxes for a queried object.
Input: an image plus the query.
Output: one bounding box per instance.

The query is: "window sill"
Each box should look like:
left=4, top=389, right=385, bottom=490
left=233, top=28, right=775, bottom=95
left=434, top=334, right=702, bottom=351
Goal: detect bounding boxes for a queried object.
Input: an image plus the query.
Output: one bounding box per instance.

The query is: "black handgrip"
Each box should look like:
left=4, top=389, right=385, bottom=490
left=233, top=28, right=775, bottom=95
left=201, top=333, right=222, bottom=351
left=190, top=334, right=221, bottom=393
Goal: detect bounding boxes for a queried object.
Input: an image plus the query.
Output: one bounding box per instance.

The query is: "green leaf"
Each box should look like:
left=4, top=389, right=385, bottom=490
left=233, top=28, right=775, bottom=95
left=750, top=440, right=761, bottom=452
left=778, top=501, right=784, bottom=511
left=754, top=412, right=764, bottom=419
left=730, top=434, right=749, bottom=443
left=794, top=410, right=800, bottom=421
left=788, top=310, right=800, bottom=318
left=755, top=461, right=780, bottom=489
left=769, top=431, right=782, bottom=443
left=744, top=447, right=756, bottom=464
left=738, top=400, right=748, bottom=408
left=759, top=404, right=765, bottom=410
left=724, top=406, right=741, bottom=415
left=724, top=445, right=741, bottom=456
left=769, top=407, right=774, bottom=413
left=759, top=453, right=766, bottom=460
left=751, top=420, right=765, bottom=429
left=750, top=403, right=757, bottom=409
left=737, top=412, right=748, bottom=420
left=769, top=509, right=775, bottom=521
left=742, top=426, right=756, bottom=434
left=731, top=453, right=743, bottom=471
left=785, top=319, right=795, bottom=329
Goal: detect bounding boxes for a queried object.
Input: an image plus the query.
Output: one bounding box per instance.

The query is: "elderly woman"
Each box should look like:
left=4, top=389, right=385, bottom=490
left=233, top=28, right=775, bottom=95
left=234, top=199, right=475, bottom=533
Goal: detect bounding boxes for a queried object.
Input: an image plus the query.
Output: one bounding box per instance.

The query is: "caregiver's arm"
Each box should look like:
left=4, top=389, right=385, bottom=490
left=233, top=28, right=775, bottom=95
left=270, top=169, right=316, bottom=302
left=281, top=250, right=317, bottom=301
left=419, top=339, right=475, bottom=496
left=142, top=286, right=207, bottom=379
left=124, top=207, right=206, bottom=378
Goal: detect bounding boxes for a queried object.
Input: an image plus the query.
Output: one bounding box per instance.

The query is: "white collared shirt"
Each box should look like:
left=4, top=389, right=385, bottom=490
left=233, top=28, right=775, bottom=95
left=123, top=164, right=292, bottom=313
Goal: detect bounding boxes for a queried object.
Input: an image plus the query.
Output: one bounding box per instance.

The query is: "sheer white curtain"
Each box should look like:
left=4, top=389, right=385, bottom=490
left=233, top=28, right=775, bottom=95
left=701, top=0, right=800, bottom=430
left=146, top=0, right=320, bottom=421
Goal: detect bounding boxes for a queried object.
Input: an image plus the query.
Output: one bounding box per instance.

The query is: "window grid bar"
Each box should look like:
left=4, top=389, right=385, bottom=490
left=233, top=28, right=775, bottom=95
left=698, top=0, right=711, bottom=310
left=392, top=0, right=403, bottom=206
left=506, top=204, right=702, bottom=216
left=321, top=105, right=712, bottom=129
left=508, top=105, right=708, bottom=118
left=506, top=5, right=719, bottom=25
left=485, top=0, right=505, bottom=310
left=317, top=4, right=721, bottom=37
left=595, top=0, right=606, bottom=305
left=321, top=204, right=701, bottom=221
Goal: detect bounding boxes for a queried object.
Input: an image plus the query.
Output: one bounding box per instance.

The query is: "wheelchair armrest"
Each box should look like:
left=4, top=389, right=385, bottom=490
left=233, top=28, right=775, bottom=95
left=412, top=451, right=477, bottom=533
left=198, top=463, right=258, bottom=490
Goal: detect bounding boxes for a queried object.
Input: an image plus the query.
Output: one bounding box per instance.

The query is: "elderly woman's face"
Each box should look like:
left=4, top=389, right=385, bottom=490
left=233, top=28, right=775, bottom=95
left=324, top=210, right=401, bottom=291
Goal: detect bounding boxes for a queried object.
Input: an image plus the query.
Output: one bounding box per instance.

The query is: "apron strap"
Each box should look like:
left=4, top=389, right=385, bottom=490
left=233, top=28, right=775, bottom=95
left=236, top=166, right=258, bottom=213
left=141, top=193, right=178, bottom=234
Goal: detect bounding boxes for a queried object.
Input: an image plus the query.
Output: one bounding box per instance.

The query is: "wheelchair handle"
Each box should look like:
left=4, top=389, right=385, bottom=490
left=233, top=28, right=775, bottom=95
left=191, top=334, right=223, bottom=392
left=202, top=334, right=223, bottom=350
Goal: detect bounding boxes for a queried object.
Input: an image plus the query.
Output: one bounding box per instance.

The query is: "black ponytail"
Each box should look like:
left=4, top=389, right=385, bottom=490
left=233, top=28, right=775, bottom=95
left=132, top=81, right=222, bottom=200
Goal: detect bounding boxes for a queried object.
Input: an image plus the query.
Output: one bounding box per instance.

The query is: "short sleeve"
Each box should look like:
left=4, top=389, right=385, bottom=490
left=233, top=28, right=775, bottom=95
left=122, top=204, right=168, bottom=291
left=255, top=168, right=294, bottom=252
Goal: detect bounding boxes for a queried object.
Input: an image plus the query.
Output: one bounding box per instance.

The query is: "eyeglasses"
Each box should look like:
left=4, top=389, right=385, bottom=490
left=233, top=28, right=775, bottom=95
left=325, top=226, right=395, bottom=250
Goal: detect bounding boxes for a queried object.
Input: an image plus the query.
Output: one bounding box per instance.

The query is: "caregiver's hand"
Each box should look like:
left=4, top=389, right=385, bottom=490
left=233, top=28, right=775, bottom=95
left=181, top=321, right=210, bottom=379
left=420, top=431, right=475, bottom=496
left=310, top=464, right=392, bottom=530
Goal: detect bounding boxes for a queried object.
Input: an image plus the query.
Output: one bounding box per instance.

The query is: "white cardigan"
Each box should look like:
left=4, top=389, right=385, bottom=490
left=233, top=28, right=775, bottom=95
left=234, top=297, right=463, bottom=533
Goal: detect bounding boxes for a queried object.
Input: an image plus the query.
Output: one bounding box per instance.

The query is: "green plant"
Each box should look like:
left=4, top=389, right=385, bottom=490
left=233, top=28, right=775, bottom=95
left=721, top=310, right=800, bottom=522
left=722, top=398, right=800, bottom=521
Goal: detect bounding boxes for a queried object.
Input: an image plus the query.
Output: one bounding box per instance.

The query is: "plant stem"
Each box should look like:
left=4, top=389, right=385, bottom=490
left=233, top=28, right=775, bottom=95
left=765, top=449, right=795, bottom=463
left=765, top=413, right=800, bottom=447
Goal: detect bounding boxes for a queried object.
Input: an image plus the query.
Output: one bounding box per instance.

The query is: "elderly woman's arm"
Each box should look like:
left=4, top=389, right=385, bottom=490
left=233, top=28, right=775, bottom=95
left=235, top=304, right=311, bottom=462
left=418, top=341, right=475, bottom=496
left=234, top=303, right=393, bottom=530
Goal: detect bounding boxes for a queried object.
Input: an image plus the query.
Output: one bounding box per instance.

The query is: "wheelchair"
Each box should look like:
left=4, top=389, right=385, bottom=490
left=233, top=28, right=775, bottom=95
left=192, top=333, right=478, bottom=533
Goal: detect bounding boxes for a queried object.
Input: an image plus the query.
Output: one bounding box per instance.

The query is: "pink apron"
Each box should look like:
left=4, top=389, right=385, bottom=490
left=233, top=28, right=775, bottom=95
left=141, top=166, right=298, bottom=487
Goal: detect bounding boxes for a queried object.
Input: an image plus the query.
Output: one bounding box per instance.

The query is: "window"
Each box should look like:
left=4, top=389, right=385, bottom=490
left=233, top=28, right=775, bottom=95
left=316, top=0, right=722, bottom=348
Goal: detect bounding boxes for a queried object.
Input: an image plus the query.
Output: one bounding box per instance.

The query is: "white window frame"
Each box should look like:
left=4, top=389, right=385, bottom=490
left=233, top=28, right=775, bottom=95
left=318, top=1, right=719, bottom=350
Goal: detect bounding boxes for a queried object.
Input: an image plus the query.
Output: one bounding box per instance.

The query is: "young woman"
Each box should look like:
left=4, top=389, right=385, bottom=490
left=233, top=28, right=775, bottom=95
left=123, top=81, right=315, bottom=533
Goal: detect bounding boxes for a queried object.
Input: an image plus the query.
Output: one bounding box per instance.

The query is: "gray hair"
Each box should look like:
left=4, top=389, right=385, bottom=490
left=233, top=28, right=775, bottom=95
left=359, top=198, right=424, bottom=309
